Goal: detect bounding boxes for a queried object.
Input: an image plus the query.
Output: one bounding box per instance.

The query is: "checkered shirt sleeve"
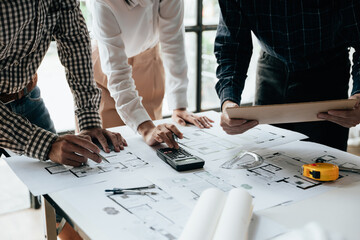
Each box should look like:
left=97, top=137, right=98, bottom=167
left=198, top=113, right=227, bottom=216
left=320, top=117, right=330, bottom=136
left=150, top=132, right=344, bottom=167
left=54, top=0, right=102, bottom=131
left=0, top=0, right=101, bottom=160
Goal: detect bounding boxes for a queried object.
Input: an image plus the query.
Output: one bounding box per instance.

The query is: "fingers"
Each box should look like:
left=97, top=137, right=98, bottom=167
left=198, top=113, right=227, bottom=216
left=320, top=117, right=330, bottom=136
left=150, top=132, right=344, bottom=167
left=318, top=112, right=358, bottom=128
left=66, top=140, right=101, bottom=163
left=103, top=131, right=122, bottom=152
left=220, top=112, right=258, bottom=134
left=66, top=135, right=100, bottom=154
left=60, top=158, right=84, bottom=167
left=81, top=128, right=128, bottom=153
left=224, top=120, right=258, bottom=134
left=153, top=124, right=183, bottom=149
left=194, top=116, right=213, bottom=128
left=327, top=110, right=353, bottom=118
left=172, top=110, right=213, bottom=129
left=192, top=118, right=205, bottom=129
left=168, top=124, right=183, bottom=139
left=78, top=135, right=91, bottom=141
left=173, top=114, right=186, bottom=126
left=48, top=135, right=102, bottom=166
left=95, top=133, right=110, bottom=153
left=157, top=126, right=178, bottom=149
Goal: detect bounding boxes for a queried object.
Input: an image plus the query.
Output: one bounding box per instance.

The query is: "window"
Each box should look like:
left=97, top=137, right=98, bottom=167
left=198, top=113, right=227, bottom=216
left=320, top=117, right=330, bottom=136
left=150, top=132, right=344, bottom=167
left=38, top=0, right=259, bottom=132
left=183, top=0, right=260, bottom=111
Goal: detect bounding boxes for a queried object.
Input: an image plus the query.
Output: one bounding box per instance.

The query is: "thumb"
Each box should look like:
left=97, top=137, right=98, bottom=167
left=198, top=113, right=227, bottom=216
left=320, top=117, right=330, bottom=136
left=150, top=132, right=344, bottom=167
left=175, top=116, right=186, bottom=126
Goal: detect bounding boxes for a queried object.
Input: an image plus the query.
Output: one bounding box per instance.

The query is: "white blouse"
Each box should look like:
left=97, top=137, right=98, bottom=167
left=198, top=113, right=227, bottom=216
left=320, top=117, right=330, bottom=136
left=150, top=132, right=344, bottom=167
left=90, top=0, right=189, bottom=131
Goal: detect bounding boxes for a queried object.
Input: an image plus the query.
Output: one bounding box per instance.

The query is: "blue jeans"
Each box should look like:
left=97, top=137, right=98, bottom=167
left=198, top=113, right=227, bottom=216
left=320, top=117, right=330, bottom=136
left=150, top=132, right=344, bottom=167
left=5, top=86, right=56, bottom=134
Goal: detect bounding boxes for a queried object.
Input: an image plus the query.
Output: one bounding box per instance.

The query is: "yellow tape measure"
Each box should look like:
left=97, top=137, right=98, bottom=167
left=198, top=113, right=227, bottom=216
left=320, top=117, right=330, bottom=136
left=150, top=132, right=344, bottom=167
left=302, top=163, right=339, bottom=181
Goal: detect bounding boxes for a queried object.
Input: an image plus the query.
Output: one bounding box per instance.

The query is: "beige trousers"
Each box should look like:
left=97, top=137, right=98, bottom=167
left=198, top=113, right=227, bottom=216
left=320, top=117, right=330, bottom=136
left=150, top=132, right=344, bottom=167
left=92, top=44, right=165, bottom=129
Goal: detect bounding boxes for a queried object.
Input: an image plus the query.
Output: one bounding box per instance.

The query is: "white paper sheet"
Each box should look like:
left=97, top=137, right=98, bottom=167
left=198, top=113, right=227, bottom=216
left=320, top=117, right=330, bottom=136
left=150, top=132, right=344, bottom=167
left=4, top=136, right=154, bottom=195
left=152, top=141, right=360, bottom=212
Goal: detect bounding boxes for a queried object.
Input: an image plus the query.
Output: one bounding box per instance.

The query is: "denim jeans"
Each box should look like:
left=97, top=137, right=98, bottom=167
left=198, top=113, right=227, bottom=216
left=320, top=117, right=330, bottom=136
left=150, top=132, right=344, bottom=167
left=255, top=50, right=350, bottom=151
left=5, top=86, right=56, bottom=134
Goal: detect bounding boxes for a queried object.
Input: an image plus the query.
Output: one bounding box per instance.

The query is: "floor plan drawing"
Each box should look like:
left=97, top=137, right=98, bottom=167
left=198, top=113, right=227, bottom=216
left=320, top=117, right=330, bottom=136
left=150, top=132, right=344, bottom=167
left=164, top=171, right=236, bottom=200
left=177, top=130, right=238, bottom=155
left=45, top=150, right=148, bottom=178
left=108, top=185, right=190, bottom=240
left=177, top=125, right=306, bottom=156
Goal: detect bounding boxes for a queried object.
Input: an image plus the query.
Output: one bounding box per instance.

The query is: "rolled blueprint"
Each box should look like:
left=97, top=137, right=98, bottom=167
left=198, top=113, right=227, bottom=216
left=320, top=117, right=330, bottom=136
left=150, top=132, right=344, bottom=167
left=179, top=188, right=253, bottom=240
left=213, top=188, right=253, bottom=240
left=179, top=188, right=226, bottom=240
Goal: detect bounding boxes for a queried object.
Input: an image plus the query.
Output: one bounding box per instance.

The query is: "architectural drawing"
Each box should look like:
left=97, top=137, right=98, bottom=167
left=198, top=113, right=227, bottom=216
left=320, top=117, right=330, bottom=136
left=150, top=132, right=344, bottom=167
left=165, top=171, right=236, bottom=200
left=45, top=150, right=148, bottom=178
left=177, top=125, right=305, bottom=155
left=108, top=185, right=190, bottom=240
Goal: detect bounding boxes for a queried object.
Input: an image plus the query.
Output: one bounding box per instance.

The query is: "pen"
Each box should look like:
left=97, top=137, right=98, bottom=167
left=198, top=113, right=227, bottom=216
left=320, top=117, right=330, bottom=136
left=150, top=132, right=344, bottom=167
left=97, top=152, right=110, bottom=163
left=172, top=133, right=178, bottom=142
left=105, top=189, right=157, bottom=195
left=118, top=190, right=158, bottom=195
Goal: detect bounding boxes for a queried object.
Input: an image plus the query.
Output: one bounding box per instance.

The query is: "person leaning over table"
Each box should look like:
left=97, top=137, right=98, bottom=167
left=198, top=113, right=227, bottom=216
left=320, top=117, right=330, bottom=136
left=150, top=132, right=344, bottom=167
left=0, top=0, right=126, bottom=167
left=0, top=1, right=128, bottom=239
left=89, top=0, right=214, bottom=149
left=215, top=0, right=360, bottom=151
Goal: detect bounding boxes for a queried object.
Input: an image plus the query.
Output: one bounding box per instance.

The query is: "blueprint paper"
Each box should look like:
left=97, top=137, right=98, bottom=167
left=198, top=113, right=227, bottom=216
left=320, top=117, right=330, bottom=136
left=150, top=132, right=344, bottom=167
left=4, top=136, right=155, bottom=195
left=4, top=111, right=308, bottom=195
left=51, top=176, right=193, bottom=240
left=152, top=141, right=360, bottom=212
left=50, top=176, right=283, bottom=240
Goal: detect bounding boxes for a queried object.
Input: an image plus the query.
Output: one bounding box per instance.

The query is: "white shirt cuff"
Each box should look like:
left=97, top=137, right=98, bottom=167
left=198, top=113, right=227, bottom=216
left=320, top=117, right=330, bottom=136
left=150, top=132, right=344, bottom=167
left=167, top=90, right=188, bottom=110
left=118, top=107, right=151, bottom=132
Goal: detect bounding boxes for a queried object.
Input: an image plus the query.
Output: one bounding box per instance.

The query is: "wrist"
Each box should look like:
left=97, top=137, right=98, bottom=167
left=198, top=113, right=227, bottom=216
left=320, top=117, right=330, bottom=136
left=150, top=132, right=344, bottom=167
left=222, top=100, right=238, bottom=112
left=137, top=120, right=156, bottom=136
left=173, top=108, right=186, bottom=114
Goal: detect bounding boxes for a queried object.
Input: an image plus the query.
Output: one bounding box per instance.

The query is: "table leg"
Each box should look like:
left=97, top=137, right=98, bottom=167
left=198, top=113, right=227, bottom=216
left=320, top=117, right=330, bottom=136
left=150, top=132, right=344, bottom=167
left=43, top=196, right=57, bottom=240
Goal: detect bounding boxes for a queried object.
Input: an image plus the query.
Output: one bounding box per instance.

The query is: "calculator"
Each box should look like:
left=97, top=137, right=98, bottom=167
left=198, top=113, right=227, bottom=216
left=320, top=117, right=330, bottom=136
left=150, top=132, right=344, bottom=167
left=156, top=147, right=205, bottom=171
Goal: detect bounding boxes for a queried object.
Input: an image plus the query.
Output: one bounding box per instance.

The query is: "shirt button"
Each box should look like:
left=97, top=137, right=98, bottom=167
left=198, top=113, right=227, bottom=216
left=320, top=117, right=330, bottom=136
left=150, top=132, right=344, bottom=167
left=13, top=61, right=19, bottom=66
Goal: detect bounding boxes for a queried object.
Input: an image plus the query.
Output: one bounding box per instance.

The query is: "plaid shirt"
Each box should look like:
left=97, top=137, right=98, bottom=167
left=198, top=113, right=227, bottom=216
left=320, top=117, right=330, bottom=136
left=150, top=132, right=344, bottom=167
left=0, top=0, right=102, bottom=160
left=215, top=0, right=360, bottom=106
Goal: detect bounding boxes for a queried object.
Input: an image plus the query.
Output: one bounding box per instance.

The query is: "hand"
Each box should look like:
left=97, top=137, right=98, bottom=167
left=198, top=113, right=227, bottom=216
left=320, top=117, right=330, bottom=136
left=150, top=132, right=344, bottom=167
left=79, top=127, right=127, bottom=153
left=138, top=120, right=183, bottom=149
left=220, top=100, right=258, bottom=134
left=172, top=108, right=214, bottom=128
left=48, top=134, right=101, bottom=167
left=317, top=95, right=360, bottom=128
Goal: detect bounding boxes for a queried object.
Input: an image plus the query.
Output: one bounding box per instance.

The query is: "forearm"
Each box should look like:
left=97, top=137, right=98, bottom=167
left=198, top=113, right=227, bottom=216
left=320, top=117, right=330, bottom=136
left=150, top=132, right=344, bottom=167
left=159, top=0, right=188, bottom=110
left=0, top=103, right=57, bottom=160
left=55, top=0, right=102, bottom=131
left=215, top=0, right=252, bottom=107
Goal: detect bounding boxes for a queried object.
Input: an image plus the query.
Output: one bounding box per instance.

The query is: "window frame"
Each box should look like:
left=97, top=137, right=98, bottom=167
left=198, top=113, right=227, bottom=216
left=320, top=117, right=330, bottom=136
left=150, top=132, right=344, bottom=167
left=185, top=0, right=219, bottom=113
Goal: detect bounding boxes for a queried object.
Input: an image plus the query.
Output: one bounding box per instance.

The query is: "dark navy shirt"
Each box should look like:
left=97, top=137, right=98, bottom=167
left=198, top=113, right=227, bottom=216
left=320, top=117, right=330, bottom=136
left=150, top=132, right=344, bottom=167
left=215, top=0, right=360, bottom=106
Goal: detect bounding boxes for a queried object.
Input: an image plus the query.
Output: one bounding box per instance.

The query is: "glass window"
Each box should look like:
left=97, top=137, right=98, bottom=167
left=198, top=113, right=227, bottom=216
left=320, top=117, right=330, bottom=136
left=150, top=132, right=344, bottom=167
left=201, top=31, right=218, bottom=109
left=184, top=0, right=197, bottom=26
left=202, top=0, right=220, bottom=25
left=185, top=32, right=197, bottom=112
